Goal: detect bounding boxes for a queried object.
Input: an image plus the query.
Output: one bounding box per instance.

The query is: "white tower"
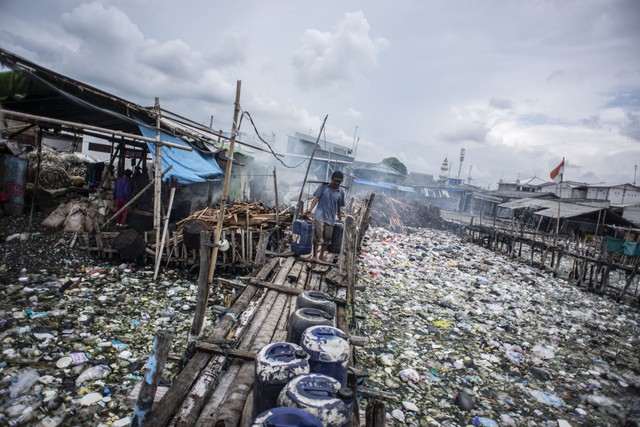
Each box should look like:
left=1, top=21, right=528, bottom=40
left=439, top=158, right=449, bottom=182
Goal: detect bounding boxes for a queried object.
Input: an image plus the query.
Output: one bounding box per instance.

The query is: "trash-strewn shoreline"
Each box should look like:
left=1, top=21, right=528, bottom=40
left=1, top=208, right=638, bottom=426
left=355, top=227, right=640, bottom=426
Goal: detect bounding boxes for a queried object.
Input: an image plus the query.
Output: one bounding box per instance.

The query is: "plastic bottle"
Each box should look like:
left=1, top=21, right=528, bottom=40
left=76, top=365, right=111, bottom=385
left=9, top=369, right=40, bottom=398
left=472, top=417, right=498, bottom=427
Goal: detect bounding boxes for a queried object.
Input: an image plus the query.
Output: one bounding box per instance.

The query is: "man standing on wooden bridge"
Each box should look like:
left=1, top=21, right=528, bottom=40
left=305, top=170, right=345, bottom=261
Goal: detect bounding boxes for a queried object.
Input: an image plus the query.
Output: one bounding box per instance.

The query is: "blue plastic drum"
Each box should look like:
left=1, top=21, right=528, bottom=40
left=251, top=407, right=323, bottom=427
left=295, top=291, right=336, bottom=319
left=291, top=219, right=313, bottom=255
left=277, top=373, right=353, bottom=427
left=299, top=325, right=350, bottom=386
left=287, top=308, right=333, bottom=346
left=253, top=342, right=310, bottom=418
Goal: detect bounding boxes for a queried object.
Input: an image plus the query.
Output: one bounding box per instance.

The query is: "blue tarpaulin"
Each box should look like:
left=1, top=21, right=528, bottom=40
left=137, top=122, right=224, bottom=184
left=354, top=178, right=396, bottom=189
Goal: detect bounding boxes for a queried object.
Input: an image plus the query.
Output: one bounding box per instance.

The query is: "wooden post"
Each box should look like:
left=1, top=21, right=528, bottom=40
left=28, top=126, right=42, bottom=232
left=191, top=230, right=212, bottom=338
left=208, top=80, right=242, bottom=284
left=254, top=230, right=269, bottom=267
left=131, top=330, right=173, bottom=427
left=554, top=247, right=563, bottom=277
left=344, top=215, right=357, bottom=327
left=273, top=166, right=280, bottom=226
left=153, top=187, right=175, bottom=280
left=365, top=400, right=386, bottom=427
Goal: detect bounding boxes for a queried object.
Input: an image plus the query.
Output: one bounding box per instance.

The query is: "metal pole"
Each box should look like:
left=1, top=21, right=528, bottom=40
left=554, top=175, right=563, bottom=247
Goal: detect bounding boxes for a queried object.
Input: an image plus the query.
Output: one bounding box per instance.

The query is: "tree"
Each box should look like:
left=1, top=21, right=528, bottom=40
left=382, top=157, right=407, bottom=175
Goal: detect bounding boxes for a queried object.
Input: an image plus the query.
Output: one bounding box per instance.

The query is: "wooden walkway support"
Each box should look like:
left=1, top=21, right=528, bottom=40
left=459, top=221, right=640, bottom=302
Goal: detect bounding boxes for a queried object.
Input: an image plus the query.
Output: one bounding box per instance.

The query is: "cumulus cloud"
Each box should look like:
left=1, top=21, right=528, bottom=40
left=292, top=11, right=389, bottom=91
left=437, top=121, right=490, bottom=144
left=54, top=2, right=236, bottom=107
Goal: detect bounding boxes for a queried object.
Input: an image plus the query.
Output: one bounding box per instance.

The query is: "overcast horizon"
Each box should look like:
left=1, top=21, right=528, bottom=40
left=1, top=0, right=639, bottom=189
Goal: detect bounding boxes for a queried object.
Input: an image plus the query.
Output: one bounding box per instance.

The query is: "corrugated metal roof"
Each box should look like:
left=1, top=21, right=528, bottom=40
left=498, top=197, right=607, bottom=219
left=472, top=193, right=503, bottom=203
left=498, top=198, right=558, bottom=210
left=534, top=204, right=602, bottom=219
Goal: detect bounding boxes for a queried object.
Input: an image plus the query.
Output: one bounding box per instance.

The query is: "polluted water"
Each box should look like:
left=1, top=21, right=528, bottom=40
left=354, top=227, right=640, bottom=426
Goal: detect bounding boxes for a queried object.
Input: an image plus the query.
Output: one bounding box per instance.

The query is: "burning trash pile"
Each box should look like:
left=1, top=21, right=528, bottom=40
left=368, top=193, right=445, bottom=230
left=354, top=227, right=640, bottom=426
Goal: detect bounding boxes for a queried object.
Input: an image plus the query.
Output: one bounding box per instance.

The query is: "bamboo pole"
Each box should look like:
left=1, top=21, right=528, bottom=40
left=154, top=98, right=163, bottom=255
left=208, top=80, right=242, bottom=284
left=153, top=187, right=175, bottom=280
left=273, top=166, right=280, bottom=226
left=1, top=109, right=192, bottom=150
left=295, top=114, right=329, bottom=217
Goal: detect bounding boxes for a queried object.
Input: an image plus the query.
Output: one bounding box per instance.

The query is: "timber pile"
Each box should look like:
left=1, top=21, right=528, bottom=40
left=177, top=202, right=293, bottom=228
left=368, top=193, right=444, bottom=230
left=148, top=202, right=293, bottom=263
left=145, top=256, right=352, bottom=426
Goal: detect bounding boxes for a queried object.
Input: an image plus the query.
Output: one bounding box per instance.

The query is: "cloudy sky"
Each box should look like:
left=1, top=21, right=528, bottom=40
left=1, top=0, right=639, bottom=189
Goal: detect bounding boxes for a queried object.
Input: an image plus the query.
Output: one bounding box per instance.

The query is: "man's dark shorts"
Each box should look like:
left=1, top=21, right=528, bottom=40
left=313, top=219, right=333, bottom=245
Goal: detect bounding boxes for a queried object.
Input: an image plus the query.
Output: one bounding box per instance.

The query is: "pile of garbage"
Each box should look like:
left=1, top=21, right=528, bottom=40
left=0, top=263, right=222, bottom=426
left=27, top=149, right=92, bottom=190
left=369, top=194, right=445, bottom=231
left=354, top=227, right=640, bottom=426
left=41, top=194, right=114, bottom=234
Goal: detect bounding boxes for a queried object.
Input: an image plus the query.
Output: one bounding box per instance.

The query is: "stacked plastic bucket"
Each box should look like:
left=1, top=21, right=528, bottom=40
left=252, top=290, right=353, bottom=427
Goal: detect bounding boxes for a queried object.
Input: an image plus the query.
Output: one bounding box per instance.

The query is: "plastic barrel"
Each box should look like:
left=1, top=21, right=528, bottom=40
left=253, top=342, right=310, bottom=418
left=182, top=219, right=209, bottom=250
left=300, top=326, right=350, bottom=386
left=113, top=229, right=146, bottom=259
left=296, top=291, right=336, bottom=320
left=170, top=200, right=192, bottom=222
left=278, top=373, right=353, bottom=427
left=127, top=209, right=154, bottom=231
left=287, top=308, right=333, bottom=346
left=291, top=219, right=313, bottom=255
left=328, top=222, right=343, bottom=254
left=251, top=407, right=323, bottom=427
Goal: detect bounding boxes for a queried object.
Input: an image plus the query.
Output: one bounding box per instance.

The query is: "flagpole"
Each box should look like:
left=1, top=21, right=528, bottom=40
left=553, top=157, right=564, bottom=247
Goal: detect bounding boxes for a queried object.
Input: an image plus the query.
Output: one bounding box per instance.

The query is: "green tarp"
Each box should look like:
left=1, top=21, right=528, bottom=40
left=0, top=71, right=51, bottom=101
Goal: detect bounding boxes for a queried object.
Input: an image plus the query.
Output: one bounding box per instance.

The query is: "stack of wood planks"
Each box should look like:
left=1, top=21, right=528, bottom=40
left=178, top=202, right=293, bottom=228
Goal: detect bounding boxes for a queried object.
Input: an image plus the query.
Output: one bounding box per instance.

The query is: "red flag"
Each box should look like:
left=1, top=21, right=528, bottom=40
left=550, top=158, right=565, bottom=183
